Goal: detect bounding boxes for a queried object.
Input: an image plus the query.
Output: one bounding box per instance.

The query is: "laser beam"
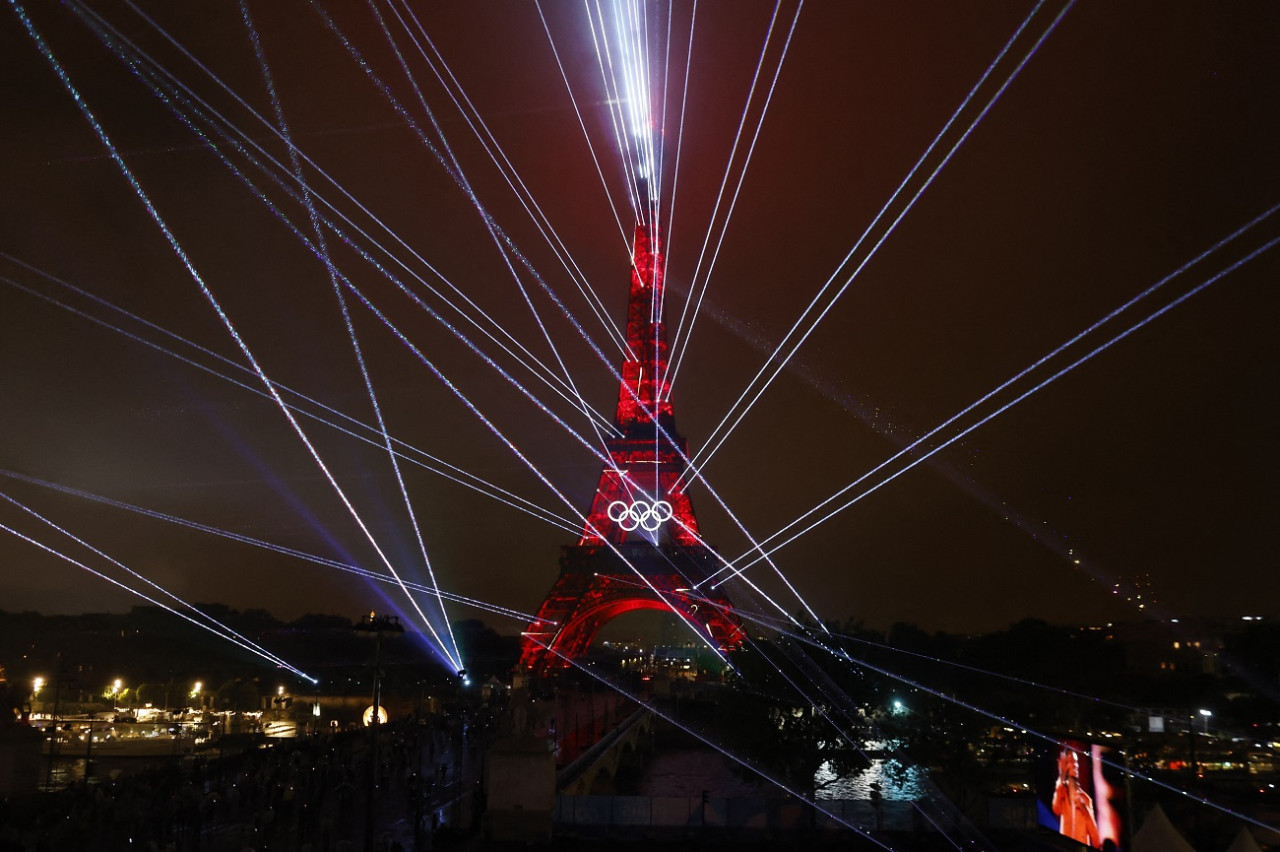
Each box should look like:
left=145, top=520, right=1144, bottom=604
left=16, top=1, right=463, bottom=672
left=715, top=232, right=1279, bottom=583
left=242, top=0, right=462, bottom=671
left=680, top=0, right=1068, bottom=483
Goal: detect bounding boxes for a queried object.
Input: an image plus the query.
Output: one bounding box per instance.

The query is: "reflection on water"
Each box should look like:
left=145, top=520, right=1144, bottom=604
left=41, top=756, right=140, bottom=790
left=814, top=757, right=926, bottom=801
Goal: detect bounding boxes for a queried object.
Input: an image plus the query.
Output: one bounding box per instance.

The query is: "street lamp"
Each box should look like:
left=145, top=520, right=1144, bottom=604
left=1188, top=709, right=1213, bottom=775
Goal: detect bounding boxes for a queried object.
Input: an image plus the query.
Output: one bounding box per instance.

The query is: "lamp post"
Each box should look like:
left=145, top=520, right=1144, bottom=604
left=354, top=612, right=404, bottom=852
left=1187, top=709, right=1212, bottom=776
left=84, top=715, right=95, bottom=782
left=44, top=673, right=62, bottom=790
left=1194, top=708, right=1213, bottom=776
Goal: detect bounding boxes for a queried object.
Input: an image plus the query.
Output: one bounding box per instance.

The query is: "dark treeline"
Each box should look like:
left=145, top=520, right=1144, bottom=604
left=0, top=607, right=520, bottom=712
left=5, top=607, right=1278, bottom=723
left=810, top=616, right=1280, bottom=729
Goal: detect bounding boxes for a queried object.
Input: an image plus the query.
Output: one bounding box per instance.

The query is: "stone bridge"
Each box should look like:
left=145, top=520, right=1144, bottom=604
left=556, top=707, right=654, bottom=795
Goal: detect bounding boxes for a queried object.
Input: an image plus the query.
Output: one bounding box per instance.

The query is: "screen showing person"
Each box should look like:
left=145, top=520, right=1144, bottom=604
left=1037, top=738, right=1124, bottom=850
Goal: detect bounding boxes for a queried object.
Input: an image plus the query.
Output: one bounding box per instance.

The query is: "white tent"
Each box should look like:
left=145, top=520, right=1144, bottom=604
left=1132, top=804, right=1197, bottom=852
left=1224, top=826, right=1264, bottom=852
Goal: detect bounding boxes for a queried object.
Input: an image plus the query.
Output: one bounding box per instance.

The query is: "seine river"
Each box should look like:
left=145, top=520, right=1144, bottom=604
left=814, top=757, right=927, bottom=800
left=638, top=747, right=927, bottom=801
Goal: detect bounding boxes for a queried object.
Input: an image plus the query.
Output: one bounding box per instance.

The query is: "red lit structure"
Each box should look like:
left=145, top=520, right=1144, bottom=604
left=518, top=221, right=745, bottom=674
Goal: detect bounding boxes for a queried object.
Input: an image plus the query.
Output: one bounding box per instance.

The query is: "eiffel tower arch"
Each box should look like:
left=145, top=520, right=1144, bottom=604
left=517, top=221, right=746, bottom=675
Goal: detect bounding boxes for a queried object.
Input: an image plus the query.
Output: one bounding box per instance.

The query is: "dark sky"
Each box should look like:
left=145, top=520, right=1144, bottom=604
left=1, top=1, right=1278, bottom=648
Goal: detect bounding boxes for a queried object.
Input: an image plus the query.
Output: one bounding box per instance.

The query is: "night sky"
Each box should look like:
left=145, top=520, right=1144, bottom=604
left=1, top=1, right=1277, bottom=646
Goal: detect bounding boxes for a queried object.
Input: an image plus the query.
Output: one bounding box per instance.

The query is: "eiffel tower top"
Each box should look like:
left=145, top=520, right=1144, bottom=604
left=614, top=217, right=674, bottom=432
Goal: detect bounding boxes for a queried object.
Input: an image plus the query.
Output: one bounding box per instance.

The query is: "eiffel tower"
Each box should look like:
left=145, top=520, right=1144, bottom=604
left=517, top=213, right=746, bottom=675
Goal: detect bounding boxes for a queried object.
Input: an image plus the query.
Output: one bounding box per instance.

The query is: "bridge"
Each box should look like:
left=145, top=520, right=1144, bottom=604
left=556, top=705, right=655, bottom=795
left=549, top=705, right=962, bottom=844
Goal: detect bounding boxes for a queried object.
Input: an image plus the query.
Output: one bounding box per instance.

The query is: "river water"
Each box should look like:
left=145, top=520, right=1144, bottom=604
left=814, top=757, right=927, bottom=800
left=637, top=748, right=926, bottom=801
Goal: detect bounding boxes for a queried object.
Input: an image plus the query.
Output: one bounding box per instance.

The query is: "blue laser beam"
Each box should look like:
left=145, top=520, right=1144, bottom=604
left=242, top=0, right=463, bottom=672
left=71, top=0, right=828, bottom=651
left=86, top=39, right=741, bottom=649
left=16, top=0, right=466, bottom=674
left=0, top=266, right=580, bottom=537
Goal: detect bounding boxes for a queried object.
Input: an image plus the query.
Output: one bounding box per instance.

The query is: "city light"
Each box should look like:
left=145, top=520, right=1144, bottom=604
left=32, top=676, right=44, bottom=696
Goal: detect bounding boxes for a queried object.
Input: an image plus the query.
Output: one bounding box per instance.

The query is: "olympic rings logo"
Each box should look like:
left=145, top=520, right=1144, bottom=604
left=607, top=499, right=673, bottom=532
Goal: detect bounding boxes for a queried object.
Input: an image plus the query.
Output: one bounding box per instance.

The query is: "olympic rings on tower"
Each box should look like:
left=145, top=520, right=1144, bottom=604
left=607, top=499, right=674, bottom=532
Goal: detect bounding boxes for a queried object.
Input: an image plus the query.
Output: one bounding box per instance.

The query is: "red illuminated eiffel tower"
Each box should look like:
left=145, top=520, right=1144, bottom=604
left=517, top=216, right=746, bottom=674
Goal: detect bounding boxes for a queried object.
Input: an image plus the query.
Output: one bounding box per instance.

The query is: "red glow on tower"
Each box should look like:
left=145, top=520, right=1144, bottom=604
left=579, top=222, right=699, bottom=549
left=519, top=222, right=744, bottom=675
left=614, top=223, right=672, bottom=428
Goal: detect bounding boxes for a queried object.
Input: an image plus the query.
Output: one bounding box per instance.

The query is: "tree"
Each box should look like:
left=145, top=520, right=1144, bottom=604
left=453, top=619, right=521, bottom=682
left=136, top=682, right=161, bottom=707
left=215, top=678, right=261, bottom=712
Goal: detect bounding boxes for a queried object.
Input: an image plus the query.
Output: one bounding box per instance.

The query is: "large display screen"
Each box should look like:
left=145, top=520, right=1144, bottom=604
left=1036, top=738, right=1125, bottom=850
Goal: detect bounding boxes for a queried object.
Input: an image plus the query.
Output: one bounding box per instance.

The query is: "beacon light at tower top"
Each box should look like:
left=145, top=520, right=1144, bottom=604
left=597, top=0, right=661, bottom=218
